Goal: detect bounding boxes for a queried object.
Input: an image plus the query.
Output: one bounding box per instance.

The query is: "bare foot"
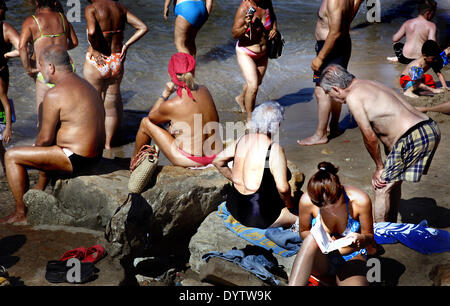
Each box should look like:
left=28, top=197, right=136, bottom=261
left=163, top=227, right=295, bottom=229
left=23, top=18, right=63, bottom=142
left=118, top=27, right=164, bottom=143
left=234, top=95, right=246, bottom=113
left=0, top=213, right=28, bottom=225
left=387, top=56, right=398, bottom=62
left=415, top=106, right=428, bottom=113
left=404, top=91, right=419, bottom=98
left=297, top=134, right=328, bottom=146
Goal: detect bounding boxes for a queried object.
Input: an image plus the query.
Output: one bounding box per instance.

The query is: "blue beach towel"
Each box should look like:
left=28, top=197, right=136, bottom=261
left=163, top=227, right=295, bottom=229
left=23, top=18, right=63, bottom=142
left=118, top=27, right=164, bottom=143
left=202, top=248, right=280, bottom=286
left=217, top=202, right=299, bottom=257
left=374, top=220, right=450, bottom=255
left=218, top=202, right=450, bottom=256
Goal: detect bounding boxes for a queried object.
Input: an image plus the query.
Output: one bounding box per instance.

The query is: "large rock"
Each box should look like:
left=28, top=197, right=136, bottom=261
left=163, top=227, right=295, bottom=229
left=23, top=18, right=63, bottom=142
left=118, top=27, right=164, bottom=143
left=24, top=158, right=231, bottom=259
left=188, top=212, right=297, bottom=282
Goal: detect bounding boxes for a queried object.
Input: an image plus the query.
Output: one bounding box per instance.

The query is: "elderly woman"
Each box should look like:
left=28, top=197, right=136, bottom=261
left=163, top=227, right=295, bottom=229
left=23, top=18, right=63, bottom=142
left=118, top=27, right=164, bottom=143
left=213, top=101, right=297, bottom=229
left=288, top=162, right=376, bottom=286
left=232, top=0, right=278, bottom=122
left=131, top=52, right=221, bottom=168
left=164, top=0, right=213, bottom=57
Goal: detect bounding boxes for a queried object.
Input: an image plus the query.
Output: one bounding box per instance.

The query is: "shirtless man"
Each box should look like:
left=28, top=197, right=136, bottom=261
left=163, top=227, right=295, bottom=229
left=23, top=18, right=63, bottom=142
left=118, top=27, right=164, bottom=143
left=0, top=45, right=105, bottom=225
left=84, top=0, right=148, bottom=149
left=19, top=0, right=78, bottom=128
left=297, top=0, right=363, bottom=146
left=387, top=0, right=437, bottom=64
left=131, top=52, right=222, bottom=168
left=319, top=65, right=440, bottom=223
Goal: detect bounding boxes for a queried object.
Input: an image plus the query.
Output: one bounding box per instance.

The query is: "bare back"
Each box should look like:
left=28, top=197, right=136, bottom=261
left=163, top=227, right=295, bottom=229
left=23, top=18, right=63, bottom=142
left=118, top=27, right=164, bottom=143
left=347, top=79, right=429, bottom=150
left=154, top=86, right=221, bottom=157
left=42, top=73, right=106, bottom=157
left=27, top=10, right=70, bottom=65
left=232, top=133, right=280, bottom=195
left=86, top=0, right=127, bottom=54
left=401, top=17, right=436, bottom=59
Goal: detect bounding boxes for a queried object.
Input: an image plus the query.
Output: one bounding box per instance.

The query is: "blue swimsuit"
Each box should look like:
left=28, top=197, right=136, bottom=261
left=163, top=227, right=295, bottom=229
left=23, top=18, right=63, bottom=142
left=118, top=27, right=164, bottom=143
left=311, top=190, right=367, bottom=272
left=174, top=0, right=208, bottom=28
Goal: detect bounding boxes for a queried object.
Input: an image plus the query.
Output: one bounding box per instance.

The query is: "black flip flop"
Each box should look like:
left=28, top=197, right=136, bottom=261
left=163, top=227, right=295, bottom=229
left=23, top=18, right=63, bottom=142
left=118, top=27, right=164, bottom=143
left=45, top=260, right=96, bottom=284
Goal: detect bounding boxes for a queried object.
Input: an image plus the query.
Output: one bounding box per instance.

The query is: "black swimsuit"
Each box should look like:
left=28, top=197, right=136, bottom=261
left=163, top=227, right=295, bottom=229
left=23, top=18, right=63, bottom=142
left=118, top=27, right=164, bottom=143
left=226, top=143, right=285, bottom=229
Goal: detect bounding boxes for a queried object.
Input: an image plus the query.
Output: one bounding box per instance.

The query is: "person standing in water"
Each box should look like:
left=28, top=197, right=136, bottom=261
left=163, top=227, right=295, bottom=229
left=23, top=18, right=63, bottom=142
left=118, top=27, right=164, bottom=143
left=84, top=0, right=148, bottom=149
left=164, top=0, right=213, bottom=58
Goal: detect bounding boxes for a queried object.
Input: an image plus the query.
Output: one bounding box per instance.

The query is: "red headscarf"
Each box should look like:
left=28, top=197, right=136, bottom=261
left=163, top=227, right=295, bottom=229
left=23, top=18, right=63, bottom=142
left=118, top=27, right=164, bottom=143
left=168, top=52, right=196, bottom=100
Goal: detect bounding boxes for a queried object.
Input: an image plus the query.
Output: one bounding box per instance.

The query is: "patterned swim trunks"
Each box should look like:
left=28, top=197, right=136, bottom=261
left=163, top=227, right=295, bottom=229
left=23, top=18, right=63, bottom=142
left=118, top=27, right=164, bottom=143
left=381, top=119, right=440, bottom=183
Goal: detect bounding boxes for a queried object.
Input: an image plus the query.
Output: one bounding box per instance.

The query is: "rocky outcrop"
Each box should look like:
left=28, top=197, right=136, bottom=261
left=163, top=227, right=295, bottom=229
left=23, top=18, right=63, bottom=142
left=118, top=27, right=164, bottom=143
left=24, top=158, right=231, bottom=260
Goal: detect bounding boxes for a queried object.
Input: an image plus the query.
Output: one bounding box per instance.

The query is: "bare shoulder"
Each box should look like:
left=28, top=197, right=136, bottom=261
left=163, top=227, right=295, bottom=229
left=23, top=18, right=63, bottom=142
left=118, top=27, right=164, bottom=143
left=299, top=192, right=315, bottom=212
left=345, top=185, right=371, bottom=208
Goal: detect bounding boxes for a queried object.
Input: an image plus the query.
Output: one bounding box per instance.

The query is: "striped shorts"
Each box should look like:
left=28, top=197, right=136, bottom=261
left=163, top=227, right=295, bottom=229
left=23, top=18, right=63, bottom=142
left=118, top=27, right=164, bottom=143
left=381, top=119, right=440, bottom=183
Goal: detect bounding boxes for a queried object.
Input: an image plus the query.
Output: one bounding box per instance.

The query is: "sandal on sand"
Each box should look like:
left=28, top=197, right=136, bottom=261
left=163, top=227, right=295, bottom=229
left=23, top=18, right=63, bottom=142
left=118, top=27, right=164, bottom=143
left=83, top=245, right=106, bottom=264
left=60, top=247, right=88, bottom=261
left=45, top=260, right=96, bottom=284
left=128, top=144, right=159, bottom=194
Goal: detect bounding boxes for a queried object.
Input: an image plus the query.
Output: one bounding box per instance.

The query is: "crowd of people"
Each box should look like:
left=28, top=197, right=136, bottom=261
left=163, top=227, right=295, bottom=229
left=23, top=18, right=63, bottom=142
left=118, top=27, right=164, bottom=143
left=0, top=0, right=448, bottom=286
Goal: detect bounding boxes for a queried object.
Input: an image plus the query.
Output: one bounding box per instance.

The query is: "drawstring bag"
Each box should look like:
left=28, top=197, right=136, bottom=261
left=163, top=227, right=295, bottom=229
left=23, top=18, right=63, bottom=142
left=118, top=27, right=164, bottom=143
left=128, top=144, right=159, bottom=194
left=267, top=31, right=284, bottom=59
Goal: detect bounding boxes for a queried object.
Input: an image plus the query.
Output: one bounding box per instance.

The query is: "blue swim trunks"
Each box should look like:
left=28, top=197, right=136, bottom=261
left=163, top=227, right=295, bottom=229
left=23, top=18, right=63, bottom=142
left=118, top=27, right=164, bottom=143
left=175, top=0, right=208, bottom=28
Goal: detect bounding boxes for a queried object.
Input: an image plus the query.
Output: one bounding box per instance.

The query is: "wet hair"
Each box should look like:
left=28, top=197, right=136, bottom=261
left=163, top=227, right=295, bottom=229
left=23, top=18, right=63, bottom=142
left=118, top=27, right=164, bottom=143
left=42, top=45, right=72, bottom=70
left=418, top=0, right=436, bottom=15
left=307, top=162, right=343, bottom=207
left=422, top=40, right=441, bottom=57
left=319, top=64, right=355, bottom=92
left=249, top=101, right=285, bottom=135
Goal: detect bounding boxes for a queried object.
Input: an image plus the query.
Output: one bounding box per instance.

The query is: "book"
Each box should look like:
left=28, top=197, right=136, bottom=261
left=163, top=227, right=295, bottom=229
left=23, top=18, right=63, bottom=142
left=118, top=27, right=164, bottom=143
left=310, top=218, right=353, bottom=254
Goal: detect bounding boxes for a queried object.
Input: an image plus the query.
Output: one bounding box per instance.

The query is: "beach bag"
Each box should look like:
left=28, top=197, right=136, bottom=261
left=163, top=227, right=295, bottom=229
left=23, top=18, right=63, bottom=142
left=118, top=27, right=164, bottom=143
left=267, top=31, right=284, bottom=59
left=105, top=193, right=153, bottom=257
left=128, top=144, right=159, bottom=194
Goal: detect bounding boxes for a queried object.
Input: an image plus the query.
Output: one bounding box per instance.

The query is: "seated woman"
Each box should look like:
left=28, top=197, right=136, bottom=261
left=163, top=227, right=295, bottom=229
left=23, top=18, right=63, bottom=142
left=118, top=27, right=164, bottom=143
left=131, top=52, right=222, bottom=168
left=213, top=101, right=297, bottom=229
left=288, top=162, right=375, bottom=286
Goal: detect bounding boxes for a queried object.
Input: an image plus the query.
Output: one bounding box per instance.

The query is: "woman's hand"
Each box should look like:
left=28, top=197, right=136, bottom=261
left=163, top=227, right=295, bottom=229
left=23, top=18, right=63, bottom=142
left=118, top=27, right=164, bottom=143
left=163, top=6, right=169, bottom=21
left=346, top=232, right=365, bottom=249
left=2, top=127, right=11, bottom=144
left=268, top=28, right=277, bottom=40
left=120, top=44, right=128, bottom=61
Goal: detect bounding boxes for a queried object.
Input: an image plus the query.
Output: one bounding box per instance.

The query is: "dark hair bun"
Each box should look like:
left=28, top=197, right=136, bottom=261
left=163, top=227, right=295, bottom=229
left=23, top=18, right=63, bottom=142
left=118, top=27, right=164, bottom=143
left=317, top=162, right=338, bottom=175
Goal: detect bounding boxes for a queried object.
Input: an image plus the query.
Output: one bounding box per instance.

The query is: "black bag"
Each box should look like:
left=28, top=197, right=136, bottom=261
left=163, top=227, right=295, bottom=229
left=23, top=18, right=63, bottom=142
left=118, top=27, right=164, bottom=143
left=267, top=31, right=284, bottom=59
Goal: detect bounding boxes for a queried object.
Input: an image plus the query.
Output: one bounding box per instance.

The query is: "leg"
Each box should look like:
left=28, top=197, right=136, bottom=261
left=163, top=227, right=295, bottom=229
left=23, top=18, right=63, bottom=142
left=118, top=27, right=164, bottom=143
left=335, top=257, right=368, bottom=286
left=236, top=47, right=260, bottom=122
left=35, top=79, right=51, bottom=130
left=270, top=208, right=298, bottom=228
left=416, top=101, right=450, bottom=114
left=134, top=117, right=202, bottom=168
left=373, top=181, right=403, bottom=223
left=0, top=146, right=72, bottom=224
left=288, top=233, right=329, bottom=286
left=297, top=85, right=331, bottom=146
left=174, top=16, right=196, bottom=56
left=0, top=143, right=5, bottom=175
left=103, top=74, right=124, bottom=149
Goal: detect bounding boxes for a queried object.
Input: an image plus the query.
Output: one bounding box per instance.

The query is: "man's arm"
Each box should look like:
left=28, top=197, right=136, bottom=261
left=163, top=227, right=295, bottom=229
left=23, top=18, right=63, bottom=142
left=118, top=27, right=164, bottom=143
left=347, top=99, right=386, bottom=189
left=35, top=91, right=60, bottom=147
left=392, top=22, right=406, bottom=42
left=428, top=22, right=437, bottom=41
left=352, top=0, right=363, bottom=19
left=312, top=0, right=343, bottom=71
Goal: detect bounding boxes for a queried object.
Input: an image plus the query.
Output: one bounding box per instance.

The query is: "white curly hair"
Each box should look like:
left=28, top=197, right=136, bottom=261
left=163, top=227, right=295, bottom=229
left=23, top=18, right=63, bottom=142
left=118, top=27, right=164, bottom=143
left=248, top=101, right=285, bottom=135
